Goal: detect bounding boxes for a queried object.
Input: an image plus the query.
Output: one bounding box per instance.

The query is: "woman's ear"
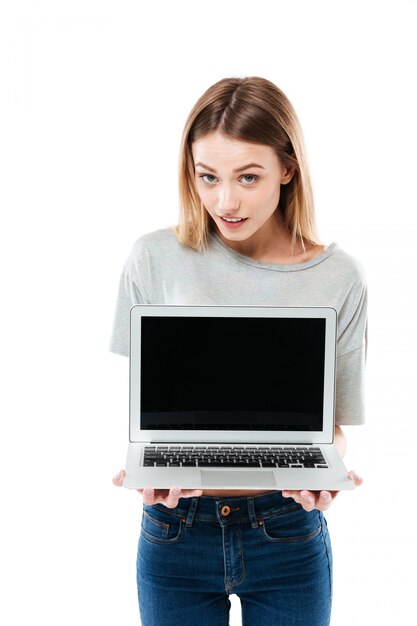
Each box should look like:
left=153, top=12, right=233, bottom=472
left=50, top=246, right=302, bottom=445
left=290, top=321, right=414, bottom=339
left=281, top=166, right=296, bottom=185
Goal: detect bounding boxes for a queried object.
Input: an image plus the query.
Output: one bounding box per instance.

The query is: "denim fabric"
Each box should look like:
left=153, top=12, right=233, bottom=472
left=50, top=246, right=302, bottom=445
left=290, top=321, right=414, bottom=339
left=137, top=491, right=333, bottom=626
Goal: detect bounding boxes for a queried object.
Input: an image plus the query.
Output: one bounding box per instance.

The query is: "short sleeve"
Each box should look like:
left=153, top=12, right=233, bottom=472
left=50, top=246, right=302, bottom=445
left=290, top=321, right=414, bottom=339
left=108, top=271, right=145, bottom=356
left=109, top=237, right=153, bottom=356
left=335, top=280, right=368, bottom=425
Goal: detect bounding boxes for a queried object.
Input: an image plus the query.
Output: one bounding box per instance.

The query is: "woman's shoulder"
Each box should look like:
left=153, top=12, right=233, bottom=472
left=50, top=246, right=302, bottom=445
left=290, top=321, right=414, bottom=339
left=129, top=225, right=179, bottom=253
left=125, top=225, right=189, bottom=264
left=328, top=243, right=367, bottom=285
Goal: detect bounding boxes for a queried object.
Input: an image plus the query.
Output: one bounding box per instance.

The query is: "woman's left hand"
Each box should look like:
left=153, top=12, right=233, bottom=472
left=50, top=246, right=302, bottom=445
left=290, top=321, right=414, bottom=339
left=282, top=470, right=363, bottom=512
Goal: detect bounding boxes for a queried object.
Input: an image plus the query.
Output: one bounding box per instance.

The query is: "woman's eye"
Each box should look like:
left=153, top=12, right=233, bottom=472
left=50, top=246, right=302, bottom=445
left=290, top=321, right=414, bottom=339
left=199, top=174, right=217, bottom=183
left=198, top=174, right=258, bottom=184
left=241, top=174, right=258, bottom=184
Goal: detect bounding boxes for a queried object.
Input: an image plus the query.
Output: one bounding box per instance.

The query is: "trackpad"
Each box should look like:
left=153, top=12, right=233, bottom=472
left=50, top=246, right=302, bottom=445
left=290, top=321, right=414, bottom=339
left=200, top=470, right=276, bottom=488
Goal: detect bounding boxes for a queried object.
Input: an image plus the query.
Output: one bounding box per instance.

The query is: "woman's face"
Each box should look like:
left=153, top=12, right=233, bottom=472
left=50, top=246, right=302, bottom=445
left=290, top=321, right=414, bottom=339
left=192, top=131, right=294, bottom=248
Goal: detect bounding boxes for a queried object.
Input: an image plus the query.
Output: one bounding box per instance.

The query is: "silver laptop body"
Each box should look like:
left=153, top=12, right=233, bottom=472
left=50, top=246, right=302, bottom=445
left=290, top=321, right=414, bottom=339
left=123, top=305, right=354, bottom=491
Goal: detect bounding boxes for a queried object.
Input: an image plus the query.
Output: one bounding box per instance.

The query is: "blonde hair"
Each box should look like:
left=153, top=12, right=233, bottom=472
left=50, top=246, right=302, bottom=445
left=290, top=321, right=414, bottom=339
left=173, top=76, right=321, bottom=252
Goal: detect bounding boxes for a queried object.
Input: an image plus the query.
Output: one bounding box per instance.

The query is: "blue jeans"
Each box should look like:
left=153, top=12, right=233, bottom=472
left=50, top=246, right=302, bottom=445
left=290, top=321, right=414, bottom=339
left=137, top=491, right=333, bottom=626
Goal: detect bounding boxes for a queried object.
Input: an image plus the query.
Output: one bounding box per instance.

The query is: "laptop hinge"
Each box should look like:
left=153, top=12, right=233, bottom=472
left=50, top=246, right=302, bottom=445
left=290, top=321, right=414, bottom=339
left=140, top=441, right=314, bottom=446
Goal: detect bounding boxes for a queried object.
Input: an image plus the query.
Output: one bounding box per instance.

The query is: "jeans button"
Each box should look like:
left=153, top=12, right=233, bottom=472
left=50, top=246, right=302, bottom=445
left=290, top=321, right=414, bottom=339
left=221, top=505, right=231, bottom=516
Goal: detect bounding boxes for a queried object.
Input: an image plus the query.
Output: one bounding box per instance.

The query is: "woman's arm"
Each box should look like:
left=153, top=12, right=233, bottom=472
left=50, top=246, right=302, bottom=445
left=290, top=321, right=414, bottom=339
left=113, top=427, right=361, bottom=510
left=334, top=425, right=347, bottom=457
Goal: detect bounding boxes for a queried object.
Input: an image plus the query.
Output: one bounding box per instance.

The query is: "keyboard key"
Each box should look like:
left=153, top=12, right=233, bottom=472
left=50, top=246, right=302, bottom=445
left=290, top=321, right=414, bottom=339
left=143, top=444, right=328, bottom=471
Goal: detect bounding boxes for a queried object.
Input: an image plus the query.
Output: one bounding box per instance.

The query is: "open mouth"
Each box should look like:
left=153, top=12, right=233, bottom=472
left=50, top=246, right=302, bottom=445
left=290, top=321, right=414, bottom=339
left=220, top=217, right=248, bottom=228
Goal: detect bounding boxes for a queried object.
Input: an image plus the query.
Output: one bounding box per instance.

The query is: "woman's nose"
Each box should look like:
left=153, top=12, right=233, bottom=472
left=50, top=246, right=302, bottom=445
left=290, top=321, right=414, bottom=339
left=217, top=186, right=240, bottom=212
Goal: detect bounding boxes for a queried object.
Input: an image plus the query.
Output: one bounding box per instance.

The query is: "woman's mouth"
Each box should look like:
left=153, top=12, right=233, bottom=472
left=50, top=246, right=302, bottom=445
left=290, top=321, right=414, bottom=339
left=220, top=216, right=248, bottom=229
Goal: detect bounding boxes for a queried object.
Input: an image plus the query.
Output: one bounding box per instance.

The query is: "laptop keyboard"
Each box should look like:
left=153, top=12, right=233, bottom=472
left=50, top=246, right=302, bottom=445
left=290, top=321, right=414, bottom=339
left=143, top=446, right=328, bottom=468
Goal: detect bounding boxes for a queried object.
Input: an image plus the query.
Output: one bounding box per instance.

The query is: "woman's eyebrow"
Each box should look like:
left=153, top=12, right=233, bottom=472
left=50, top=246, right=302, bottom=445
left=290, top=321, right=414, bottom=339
left=194, top=162, right=266, bottom=173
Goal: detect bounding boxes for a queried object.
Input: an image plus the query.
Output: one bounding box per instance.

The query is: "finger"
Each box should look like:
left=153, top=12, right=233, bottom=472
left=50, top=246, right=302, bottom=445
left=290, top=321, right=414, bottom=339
left=141, top=486, right=158, bottom=505
left=283, top=490, right=316, bottom=511
left=163, top=486, right=183, bottom=508
left=180, top=489, right=204, bottom=498
left=141, top=486, right=182, bottom=508
left=316, top=490, right=333, bottom=511
left=299, top=490, right=317, bottom=511
left=348, top=471, right=363, bottom=486
left=161, top=487, right=203, bottom=507
left=112, top=470, right=125, bottom=487
left=282, top=490, right=304, bottom=504
left=282, top=490, right=300, bottom=500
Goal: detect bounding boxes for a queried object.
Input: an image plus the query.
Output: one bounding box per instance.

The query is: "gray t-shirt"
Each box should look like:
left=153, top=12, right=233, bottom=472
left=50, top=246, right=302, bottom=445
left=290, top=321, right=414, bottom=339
left=109, top=227, right=368, bottom=426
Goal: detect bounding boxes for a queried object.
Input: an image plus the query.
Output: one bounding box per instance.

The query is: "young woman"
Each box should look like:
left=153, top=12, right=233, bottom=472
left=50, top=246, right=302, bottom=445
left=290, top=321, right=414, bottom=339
left=111, top=76, right=366, bottom=626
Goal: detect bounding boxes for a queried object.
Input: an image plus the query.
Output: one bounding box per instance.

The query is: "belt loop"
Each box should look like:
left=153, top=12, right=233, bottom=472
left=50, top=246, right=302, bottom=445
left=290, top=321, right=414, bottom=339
left=247, top=497, right=258, bottom=528
left=185, top=496, right=199, bottom=527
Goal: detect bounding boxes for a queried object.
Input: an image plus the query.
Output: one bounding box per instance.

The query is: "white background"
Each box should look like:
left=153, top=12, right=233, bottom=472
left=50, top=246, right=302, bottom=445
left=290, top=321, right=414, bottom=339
left=1, top=1, right=416, bottom=624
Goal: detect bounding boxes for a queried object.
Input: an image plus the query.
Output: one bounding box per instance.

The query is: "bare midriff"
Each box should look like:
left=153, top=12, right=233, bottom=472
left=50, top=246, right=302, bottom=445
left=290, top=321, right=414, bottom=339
left=201, top=489, right=277, bottom=497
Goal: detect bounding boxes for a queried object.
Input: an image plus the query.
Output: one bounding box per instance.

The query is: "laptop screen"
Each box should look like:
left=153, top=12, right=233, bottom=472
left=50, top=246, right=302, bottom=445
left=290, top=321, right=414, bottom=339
left=140, top=316, right=326, bottom=432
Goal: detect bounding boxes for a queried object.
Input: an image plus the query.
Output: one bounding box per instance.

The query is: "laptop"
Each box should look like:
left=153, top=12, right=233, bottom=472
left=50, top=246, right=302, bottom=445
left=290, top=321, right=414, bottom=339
left=123, top=305, right=355, bottom=491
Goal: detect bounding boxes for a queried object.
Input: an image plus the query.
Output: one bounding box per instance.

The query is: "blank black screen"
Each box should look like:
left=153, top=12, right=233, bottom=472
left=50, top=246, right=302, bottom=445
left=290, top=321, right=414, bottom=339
left=140, top=316, right=326, bottom=431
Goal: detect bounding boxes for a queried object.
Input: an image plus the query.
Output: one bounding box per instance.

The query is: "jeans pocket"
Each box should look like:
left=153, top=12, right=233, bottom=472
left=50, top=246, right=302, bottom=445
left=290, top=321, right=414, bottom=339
left=260, top=506, right=322, bottom=543
left=141, top=505, right=184, bottom=545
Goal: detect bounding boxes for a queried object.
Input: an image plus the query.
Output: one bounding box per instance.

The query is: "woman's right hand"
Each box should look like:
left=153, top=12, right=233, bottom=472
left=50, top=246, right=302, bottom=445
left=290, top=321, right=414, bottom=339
left=112, top=470, right=203, bottom=509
